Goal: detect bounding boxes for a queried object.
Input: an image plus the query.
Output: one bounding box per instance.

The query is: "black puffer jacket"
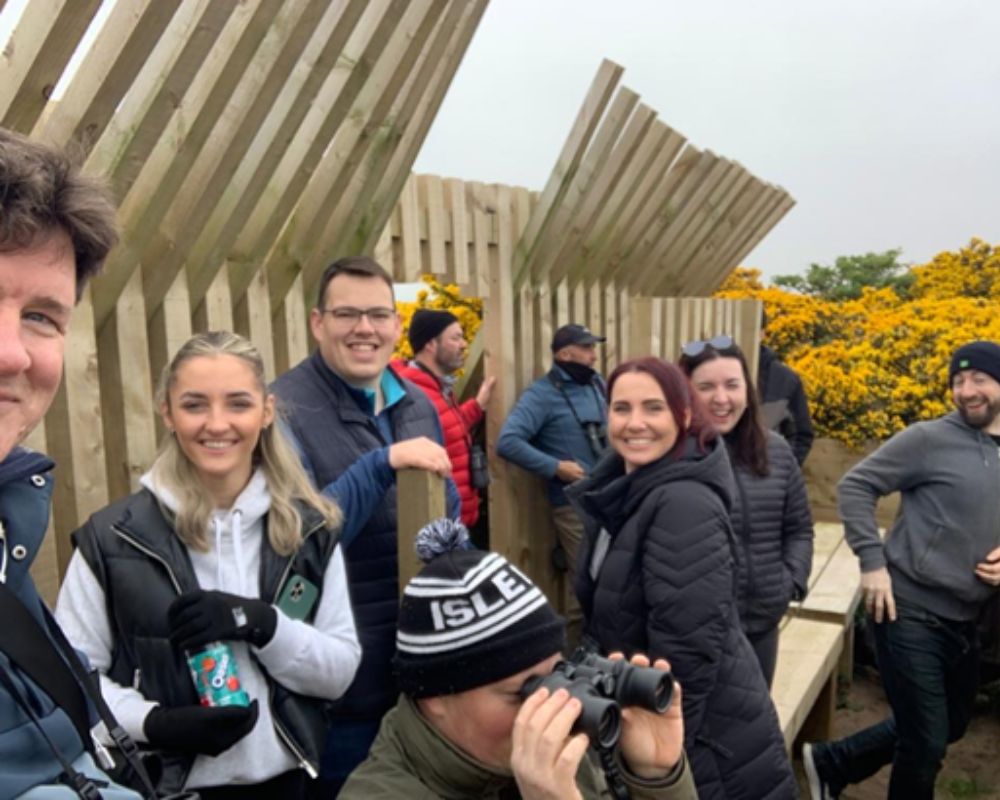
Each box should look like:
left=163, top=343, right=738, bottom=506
left=728, top=430, right=814, bottom=635
left=568, top=438, right=797, bottom=800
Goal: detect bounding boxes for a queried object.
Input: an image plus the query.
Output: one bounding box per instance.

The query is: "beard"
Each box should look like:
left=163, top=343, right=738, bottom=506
left=957, top=395, right=1000, bottom=429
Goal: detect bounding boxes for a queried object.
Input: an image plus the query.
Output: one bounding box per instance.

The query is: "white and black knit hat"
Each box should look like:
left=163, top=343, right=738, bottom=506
left=394, top=519, right=566, bottom=698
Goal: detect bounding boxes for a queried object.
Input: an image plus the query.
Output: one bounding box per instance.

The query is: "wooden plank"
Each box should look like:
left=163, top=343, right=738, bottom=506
left=421, top=174, right=447, bottom=275
left=31, top=0, right=183, bottom=150
left=771, top=617, right=844, bottom=751
left=343, top=0, right=488, bottom=265
left=573, top=118, right=675, bottom=290
left=147, top=272, right=193, bottom=442
left=528, top=86, right=641, bottom=287
left=396, top=470, right=446, bottom=594
left=43, top=290, right=108, bottom=578
left=399, top=173, right=422, bottom=280
left=193, top=268, right=235, bottom=333
left=466, top=181, right=492, bottom=298
left=97, top=269, right=157, bottom=503
left=272, top=272, right=310, bottom=377
left=261, top=0, right=445, bottom=306
left=183, top=0, right=370, bottom=306
left=234, top=267, right=276, bottom=383
left=598, top=126, right=687, bottom=290
left=705, top=194, right=796, bottom=293
left=445, top=177, right=470, bottom=286
left=139, top=0, right=328, bottom=318
left=551, top=101, right=657, bottom=289
left=627, top=297, right=655, bottom=360
left=513, top=58, right=623, bottom=289
left=87, top=0, right=249, bottom=329
left=0, top=0, right=102, bottom=131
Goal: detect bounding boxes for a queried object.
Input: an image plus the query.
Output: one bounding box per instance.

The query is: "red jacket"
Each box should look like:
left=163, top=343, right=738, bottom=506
left=391, top=360, right=484, bottom=526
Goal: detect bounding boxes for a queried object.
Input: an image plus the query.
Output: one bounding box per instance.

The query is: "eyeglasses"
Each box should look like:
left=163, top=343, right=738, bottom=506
left=680, top=335, right=734, bottom=358
left=321, top=306, right=396, bottom=327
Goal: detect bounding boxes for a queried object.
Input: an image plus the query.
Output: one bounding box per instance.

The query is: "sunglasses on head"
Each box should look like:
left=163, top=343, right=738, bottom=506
left=680, top=335, right=734, bottom=358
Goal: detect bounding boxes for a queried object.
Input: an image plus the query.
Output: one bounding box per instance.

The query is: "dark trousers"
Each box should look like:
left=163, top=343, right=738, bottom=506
left=819, top=602, right=979, bottom=799
left=746, top=625, right=780, bottom=688
left=196, top=769, right=307, bottom=800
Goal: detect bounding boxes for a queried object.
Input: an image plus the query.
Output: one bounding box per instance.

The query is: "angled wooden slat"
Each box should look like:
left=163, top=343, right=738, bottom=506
left=32, top=0, right=183, bottom=150
left=646, top=161, right=751, bottom=295
left=261, top=0, right=445, bottom=306
left=597, top=127, right=688, bottom=289
left=182, top=0, right=369, bottom=308
left=0, top=0, right=101, bottom=131
left=293, top=0, right=480, bottom=304
left=88, top=0, right=245, bottom=329
left=346, top=0, right=488, bottom=265
left=712, top=194, right=796, bottom=288
left=656, top=177, right=767, bottom=296
left=550, top=101, right=657, bottom=289
left=140, top=0, right=330, bottom=319
left=512, top=58, right=623, bottom=290
left=526, top=86, right=640, bottom=286
left=629, top=152, right=730, bottom=294
left=572, top=119, right=675, bottom=290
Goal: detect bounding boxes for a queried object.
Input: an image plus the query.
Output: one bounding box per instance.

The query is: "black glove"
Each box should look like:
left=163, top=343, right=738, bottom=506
left=167, top=590, right=278, bottom=651
left=143, top=700, right=259, bottom=757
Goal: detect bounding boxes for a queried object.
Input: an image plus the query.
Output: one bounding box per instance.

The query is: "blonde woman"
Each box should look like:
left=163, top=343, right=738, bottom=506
left=56, top=331, right=361, bottom=799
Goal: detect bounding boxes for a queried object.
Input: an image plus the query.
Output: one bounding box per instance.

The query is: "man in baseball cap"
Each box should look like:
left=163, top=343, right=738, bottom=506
left=497, top=323, right=609, bottom=647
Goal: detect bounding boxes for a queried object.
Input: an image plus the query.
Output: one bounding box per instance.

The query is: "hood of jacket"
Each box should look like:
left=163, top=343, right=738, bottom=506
left=567, top=435, right=734, bottom=532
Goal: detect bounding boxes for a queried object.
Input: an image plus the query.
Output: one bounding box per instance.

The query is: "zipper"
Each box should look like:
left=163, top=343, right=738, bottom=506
left=0, top=519, right=7, bottom=584
left=263, top=518, right=325, bottom=778
left=733, top=471, right=755, bottom=599
left=110, top=525, right=183, bottom=594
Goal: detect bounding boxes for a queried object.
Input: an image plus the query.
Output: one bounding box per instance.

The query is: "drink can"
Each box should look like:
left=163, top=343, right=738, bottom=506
left=186, top=641, right=250, bottom=707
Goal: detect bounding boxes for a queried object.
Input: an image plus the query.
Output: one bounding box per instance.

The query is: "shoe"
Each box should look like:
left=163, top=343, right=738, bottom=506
left=802, top=742, right=836, bottom=800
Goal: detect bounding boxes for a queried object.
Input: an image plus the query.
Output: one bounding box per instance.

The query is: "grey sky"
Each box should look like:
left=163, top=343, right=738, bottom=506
left=414, top=0, right=1000, bottom=280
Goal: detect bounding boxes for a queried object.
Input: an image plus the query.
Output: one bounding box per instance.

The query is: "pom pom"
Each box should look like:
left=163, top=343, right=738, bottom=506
left=414, top=518, right=473, bottom=563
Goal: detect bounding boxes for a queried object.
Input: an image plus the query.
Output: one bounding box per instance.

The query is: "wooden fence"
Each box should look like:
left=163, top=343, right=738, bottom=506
left=4, top=5, right=790, bottom=604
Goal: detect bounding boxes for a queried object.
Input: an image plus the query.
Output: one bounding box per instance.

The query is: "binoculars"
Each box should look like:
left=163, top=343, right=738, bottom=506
left=521, top=652, right=673, bottom=749
left=583, top=421, right=608, bottom=460
left=469, top=443, right=490, bottom=489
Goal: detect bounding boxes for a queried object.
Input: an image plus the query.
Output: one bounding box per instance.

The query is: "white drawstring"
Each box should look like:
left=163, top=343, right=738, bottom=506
left=212, top=515, right=225, bottom=591
left=231, top=510, right=245, bottom=596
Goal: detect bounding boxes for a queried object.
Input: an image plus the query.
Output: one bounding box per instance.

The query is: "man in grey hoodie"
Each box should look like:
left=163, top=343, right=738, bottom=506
left=803, top=340, right=1000, bottom=800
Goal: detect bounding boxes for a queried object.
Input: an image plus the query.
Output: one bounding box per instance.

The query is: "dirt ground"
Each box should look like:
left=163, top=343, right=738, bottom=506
left=793, top=668, right=1000, bottom=799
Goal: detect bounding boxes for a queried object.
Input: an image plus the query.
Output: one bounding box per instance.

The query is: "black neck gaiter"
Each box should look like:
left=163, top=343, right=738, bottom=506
left=555, top=359, right=597, bottom=386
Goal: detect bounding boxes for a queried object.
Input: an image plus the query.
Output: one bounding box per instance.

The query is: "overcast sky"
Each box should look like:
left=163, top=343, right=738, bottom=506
left=413, top=0, right=1000, bottom=280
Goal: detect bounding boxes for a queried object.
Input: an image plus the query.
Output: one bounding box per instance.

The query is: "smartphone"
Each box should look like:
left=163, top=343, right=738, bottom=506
left=276, top=575, right=319, bottom=621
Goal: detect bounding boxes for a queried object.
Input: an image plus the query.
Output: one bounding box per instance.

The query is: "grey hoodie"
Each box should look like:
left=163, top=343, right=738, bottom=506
left=838, top=411, right=1000, bottom=620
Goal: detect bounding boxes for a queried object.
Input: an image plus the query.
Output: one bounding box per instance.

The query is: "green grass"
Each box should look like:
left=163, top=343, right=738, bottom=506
left=939, top=775, right=995, bottom=798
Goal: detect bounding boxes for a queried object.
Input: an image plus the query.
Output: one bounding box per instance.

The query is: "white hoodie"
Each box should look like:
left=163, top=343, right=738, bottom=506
left=56, top=468, right=361, bottom=789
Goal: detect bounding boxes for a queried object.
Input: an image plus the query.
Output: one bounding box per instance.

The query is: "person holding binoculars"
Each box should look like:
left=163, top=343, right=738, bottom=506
left=567, top=357, right=797, bottom=799
left=340, top=519, right=695, bottom=800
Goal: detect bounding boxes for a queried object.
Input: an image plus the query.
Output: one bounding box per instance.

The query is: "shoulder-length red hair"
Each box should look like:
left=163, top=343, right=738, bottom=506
left=607, top=356, right=717, bottom=460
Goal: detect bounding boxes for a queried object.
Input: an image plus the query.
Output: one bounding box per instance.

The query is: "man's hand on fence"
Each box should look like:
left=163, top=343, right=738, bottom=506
left=555, top=460, right=586, bottom=483
left=476, top=376, right=497, bottom=411
left=975, top=546, right=1000, bottom=587
left=389, top=437, right=452, bottom=477
left=861, top=566, right=896, bottom=623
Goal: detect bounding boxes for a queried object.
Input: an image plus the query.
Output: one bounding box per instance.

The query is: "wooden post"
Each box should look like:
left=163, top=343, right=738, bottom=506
left=397, top=469, right=446, bottom=595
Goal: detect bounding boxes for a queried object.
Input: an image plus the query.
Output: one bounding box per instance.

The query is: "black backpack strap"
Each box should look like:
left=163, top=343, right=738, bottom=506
left=0, top=581, right=93, bottom=747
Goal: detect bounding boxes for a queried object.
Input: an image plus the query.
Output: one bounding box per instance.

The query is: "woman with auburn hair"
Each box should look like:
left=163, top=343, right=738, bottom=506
left=679, top=336, right=814, bottom=686
left=568, top=356, right=796, bottom=800
left=56, top=331, right=361, bottom=798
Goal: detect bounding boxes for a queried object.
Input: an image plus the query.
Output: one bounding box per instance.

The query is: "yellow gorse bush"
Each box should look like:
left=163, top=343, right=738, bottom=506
left=716, top=240, right=1000, bottom=448
left=394, top=275, right=483, bottom=364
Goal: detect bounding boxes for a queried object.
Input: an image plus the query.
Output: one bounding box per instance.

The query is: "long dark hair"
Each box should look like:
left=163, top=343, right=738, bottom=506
left=678, top=342, right=769, bottom=476
left=607, top=356, right=717, bottom=461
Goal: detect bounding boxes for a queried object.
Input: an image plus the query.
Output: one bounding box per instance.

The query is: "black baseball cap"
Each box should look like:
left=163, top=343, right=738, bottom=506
left=551, top=324, right=606, bottom=352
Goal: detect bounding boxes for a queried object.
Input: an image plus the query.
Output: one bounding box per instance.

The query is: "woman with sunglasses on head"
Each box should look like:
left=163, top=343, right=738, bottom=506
left=567, top=357, right=796, bottom=800
left=55, top=331, right=362, bottom=799
left=679, top=336, right=814, bottom=687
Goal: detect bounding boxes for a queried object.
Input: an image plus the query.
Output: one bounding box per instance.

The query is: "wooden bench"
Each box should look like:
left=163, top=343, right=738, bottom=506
left=772, top=522, right=861, bottom=751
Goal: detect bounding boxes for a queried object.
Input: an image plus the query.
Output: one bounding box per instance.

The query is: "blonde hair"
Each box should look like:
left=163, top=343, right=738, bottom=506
left=154, top=331, right=342, bottom=555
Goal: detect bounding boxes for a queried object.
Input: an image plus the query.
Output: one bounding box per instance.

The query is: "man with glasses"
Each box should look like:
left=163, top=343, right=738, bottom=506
left=497, top=324, right=609, bottom=648
left=272, top=255, right=459, bottom=794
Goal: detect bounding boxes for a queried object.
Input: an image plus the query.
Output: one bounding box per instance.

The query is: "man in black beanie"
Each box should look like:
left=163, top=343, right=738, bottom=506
left=394, top=309, right=496, bottom=528
left=804, top=340, right=1000, bottom=800
left=341, top=535, right=694, bottom=799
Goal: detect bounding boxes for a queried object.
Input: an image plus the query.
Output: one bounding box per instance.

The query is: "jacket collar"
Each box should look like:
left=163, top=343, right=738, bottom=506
left=310, top=350, right=410, bottom=420
left=0, top=446, right=53, bottom=487
left=395, top=695, right=515, bottom=797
